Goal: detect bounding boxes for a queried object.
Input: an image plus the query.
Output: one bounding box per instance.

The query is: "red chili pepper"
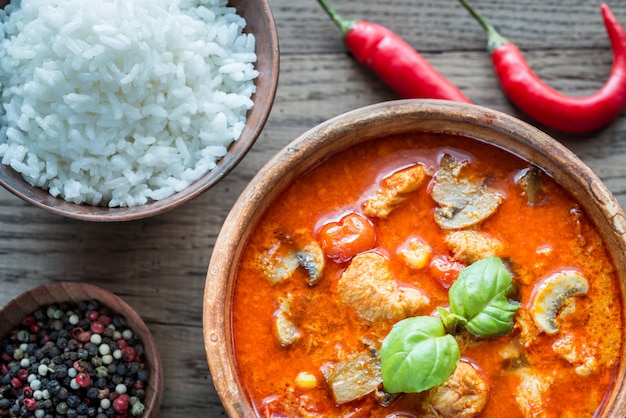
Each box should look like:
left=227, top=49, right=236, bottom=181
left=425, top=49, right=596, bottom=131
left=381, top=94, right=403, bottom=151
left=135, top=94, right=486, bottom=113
left=317, top=0, right=471, bottom=103
left=460, top=0, right=626, bottom=134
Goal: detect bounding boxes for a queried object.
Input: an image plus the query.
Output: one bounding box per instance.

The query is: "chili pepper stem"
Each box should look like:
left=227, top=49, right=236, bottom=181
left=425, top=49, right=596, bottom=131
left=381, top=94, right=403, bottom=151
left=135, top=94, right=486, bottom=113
left=458, top=0, right=509, bottom=52
left=316, top=0, right=357, bottom=38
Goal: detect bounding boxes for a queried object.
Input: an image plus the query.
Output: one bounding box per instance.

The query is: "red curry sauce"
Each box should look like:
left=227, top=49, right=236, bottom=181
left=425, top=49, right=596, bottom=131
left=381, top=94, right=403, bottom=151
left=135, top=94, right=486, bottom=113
left=231, top=132, right=623, bottom=417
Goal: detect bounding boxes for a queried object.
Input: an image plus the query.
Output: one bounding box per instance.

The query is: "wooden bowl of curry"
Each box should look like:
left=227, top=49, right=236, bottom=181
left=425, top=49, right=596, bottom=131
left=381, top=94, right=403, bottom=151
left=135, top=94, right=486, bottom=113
left=203, top=99, right=626, bottom=417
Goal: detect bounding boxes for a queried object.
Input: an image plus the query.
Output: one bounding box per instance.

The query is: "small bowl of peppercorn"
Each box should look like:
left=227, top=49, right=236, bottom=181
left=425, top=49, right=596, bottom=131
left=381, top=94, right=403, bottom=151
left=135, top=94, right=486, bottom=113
left=0, top=282, right=163, bottom=417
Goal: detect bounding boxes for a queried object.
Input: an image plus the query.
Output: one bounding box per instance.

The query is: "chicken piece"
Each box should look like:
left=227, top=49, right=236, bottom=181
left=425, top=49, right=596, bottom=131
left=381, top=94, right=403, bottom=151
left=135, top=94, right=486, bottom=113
left=321, top=351, right=382, bottom=405
left=431, top=155, right=503, bottom=230
left=552, top=334, right=598, bottom=376
left=363, top=164, right=426, bottom=218
left=515, top=308, right=541, bottom=348
left=273, top=294, right=301, bottom=347
left=444, top=230, right=503, bottom=265
left=256, top=229, right=325, bottom=286
left=337, top=252, right=429, bottom=323
left=424, top=361, right=488, bottom=418
left=514, top=369, right=553, bottom=418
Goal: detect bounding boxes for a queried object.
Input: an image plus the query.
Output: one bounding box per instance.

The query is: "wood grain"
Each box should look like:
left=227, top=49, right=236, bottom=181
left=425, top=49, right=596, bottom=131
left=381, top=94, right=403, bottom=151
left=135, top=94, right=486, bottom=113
left=1, top=0, right=626, bottom=416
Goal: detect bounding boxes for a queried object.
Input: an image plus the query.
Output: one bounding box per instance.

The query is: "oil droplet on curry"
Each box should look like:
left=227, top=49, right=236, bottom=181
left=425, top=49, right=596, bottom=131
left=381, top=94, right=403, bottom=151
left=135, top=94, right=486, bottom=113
left=231, top=132, right=623, bottom=417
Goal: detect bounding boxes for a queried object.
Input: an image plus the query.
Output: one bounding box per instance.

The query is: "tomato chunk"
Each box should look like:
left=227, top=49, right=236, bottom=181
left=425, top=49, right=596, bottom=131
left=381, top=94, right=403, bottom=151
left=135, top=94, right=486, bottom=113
left=318, top=212, right=377, bottom=263
left=429, top=255, right=464, bottom=288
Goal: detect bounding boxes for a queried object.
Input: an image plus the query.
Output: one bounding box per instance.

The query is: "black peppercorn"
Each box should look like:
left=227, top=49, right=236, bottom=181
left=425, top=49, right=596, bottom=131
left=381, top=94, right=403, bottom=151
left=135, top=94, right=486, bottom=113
left=29, top=362, right=40, bottom=375
left=85, top=344, right=98, bottom=358
left=41, top=398, right=53, bottom=409
left=51, top=355, right=62, bottom=366
left=123, top=376, right=134, bottom=388
left=0, top=398, right=10, bottom=410
left=33, top=310, right=46, bottom=323
left=56, top=386, right=69, bottom=401
left=0, top=374, right=9, bottom=386
left=116, top=364, right=126, bottom=376
left=67, top=393, right=81, bottom=408
left=86, top=301, right=100, bottom=312
left=94, top=377, right=107, bottom=390
left=46, top=379, right=61, bottom=395
left=137, top=369, right=149, bottom=382
left=111, top=315, right=125, bottom=329
left=127, top=362, right=140, bottom=375
left=76, top=403, right=88, bottom=414
left=9, top=363, right=20, bottom=376
left=106, top=364, right=116, bottom=375
left=86, top=386, right=98, bottom=400
left=66, top=339, right=79, bottom=351
left=49, top=345, right=61, bottom=358
left=57, top=336, right=67, bottom=350
left=77, top=348, right=89, bottom=360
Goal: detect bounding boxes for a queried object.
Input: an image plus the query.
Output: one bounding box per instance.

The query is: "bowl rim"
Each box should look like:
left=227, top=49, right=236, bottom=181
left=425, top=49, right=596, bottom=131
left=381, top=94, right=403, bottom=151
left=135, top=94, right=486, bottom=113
left=203, top=99, right=626, bottom=417
left=0, top=0, right=280, bottom=222
left=0, top=281, right=164, bottom=416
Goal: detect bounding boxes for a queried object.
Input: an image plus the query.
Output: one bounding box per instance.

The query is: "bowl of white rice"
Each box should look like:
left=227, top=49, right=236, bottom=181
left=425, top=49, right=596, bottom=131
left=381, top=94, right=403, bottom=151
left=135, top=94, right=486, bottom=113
left=0, top=0, right=279, bottom=221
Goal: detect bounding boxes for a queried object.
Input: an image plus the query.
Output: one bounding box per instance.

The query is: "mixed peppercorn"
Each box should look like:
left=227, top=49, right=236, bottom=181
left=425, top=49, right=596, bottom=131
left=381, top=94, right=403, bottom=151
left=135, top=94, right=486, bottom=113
left=0, top=300, right=150, bottom=418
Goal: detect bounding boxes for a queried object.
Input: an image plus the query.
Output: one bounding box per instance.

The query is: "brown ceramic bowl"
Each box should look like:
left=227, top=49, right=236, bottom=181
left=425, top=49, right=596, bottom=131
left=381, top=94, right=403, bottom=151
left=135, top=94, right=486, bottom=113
left=203, top=99, right=626, bottom=416
left=0, top=0, right=279, bottom=222
left=0, top=282, right=163, bottom=417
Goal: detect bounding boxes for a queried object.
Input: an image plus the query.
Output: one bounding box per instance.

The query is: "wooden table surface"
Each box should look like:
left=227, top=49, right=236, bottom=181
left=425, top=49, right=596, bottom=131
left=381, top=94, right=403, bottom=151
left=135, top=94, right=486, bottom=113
left=1, top=0, right=626, bottom=416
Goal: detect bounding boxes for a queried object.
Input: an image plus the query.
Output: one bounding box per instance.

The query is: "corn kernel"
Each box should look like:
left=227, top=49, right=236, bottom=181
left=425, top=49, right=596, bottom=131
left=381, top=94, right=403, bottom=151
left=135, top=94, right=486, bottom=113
left=295, top=371, right=317, bottom=389
left=400, top=238, right=432, bottom=269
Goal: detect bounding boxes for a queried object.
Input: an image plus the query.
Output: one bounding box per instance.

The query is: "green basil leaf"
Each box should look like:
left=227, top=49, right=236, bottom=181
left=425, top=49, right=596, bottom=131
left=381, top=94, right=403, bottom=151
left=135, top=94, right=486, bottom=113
left=437, top=306, right=467, bottom=332
left=380, top=316, right=460, bottom=394
left=449, top=256, right=520, bottom=337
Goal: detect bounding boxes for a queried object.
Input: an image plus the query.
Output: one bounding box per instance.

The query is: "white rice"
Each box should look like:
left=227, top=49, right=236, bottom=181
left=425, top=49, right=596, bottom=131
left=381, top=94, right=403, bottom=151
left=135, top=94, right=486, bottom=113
left=0, top=0, right=258, bottom=207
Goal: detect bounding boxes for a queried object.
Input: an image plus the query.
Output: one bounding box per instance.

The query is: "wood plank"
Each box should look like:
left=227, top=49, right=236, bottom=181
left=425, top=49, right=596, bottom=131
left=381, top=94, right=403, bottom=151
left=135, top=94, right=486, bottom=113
left=1, top=0, right=626, bottom=416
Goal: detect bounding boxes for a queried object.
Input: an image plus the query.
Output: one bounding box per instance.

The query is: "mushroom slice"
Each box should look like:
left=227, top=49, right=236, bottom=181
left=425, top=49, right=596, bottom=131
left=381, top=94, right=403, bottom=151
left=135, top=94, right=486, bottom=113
left=294, top=240, right=325, bottom=286
left=363, top=164, right=426, bottom=218
left=321, top=352, right=382, bottom=404
left=431, top=155, right=503, bottom=230
left=517, top=166, right=543, bottom=206
left=291, top=229, right=325, bottom=286
left=257, top=241, right=300, bottom=285
left=531, top=270, right=588, bottom=334
left=273, top=294, right=301, bottom=347
left=256, top=229, right=325, bottom=286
